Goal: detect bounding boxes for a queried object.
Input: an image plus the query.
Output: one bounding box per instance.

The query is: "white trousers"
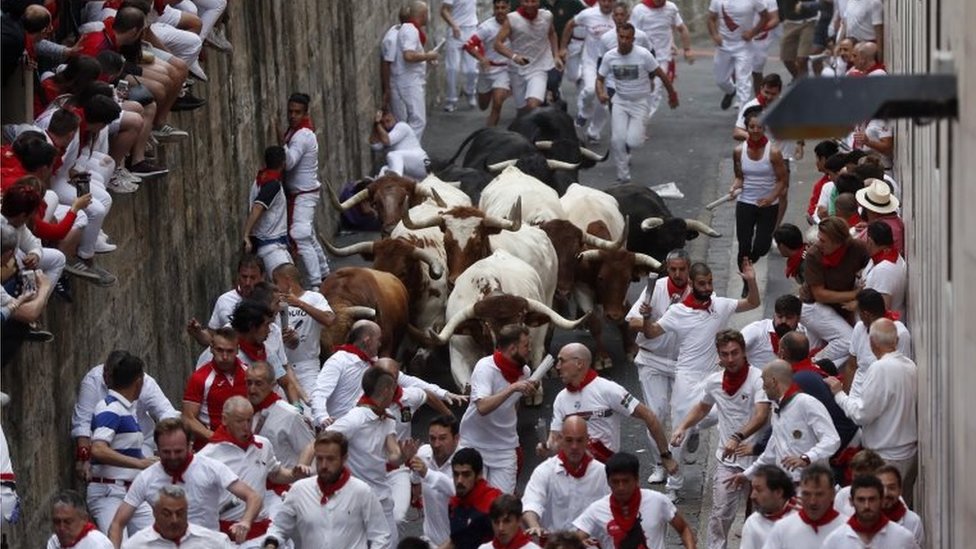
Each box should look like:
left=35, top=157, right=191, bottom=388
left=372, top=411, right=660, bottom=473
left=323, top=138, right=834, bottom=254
left=150, top=22, right=205, bottom=80
left=445, top=26, right=478, bottom=103
left=563, top=42, right=584, bottom=85
left=381, top=496, right=398, bottom=548
left=382, top=148, right=429, bottom=181
left=609, top=97, right=650, bottom=181
left=510, top=70, right=548, bottom=109
left=391, top=81, right=427, bottom=142
left=648, top=56, right=672, bottom=119
left=707, top=463, right=750, bottom=549
left=713, top=44, right=754, bottom=107
left=256, top=242, right=292, bottom=277
left=666, top=369, right=718, bottom=491
left=800, top=302, right=854, bottom=365
left=15, top=247, right=65, bottom=286
left=189, top=0, right=227, bottom=40
left=577, top=60, right=607, bottom=138
left=51, top=174, right=111, bottom=260
left=289, top=192, right=329, bottom=289
left=481, top=447, right=518, bottom=494
left=388, top=467, right=412, bottom=523
left=87, top=483, right=153, bottom=535
left=636, top=360, right=675, bottom=465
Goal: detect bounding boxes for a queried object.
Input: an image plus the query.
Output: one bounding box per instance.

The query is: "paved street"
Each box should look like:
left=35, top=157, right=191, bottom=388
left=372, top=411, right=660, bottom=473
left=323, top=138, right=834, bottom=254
left=329, top=46, right=819, bottom=547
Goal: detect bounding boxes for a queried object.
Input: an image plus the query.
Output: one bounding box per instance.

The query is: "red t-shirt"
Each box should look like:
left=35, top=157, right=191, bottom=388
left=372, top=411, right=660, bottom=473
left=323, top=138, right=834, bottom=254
left=183, top=360, right=248, bottom=448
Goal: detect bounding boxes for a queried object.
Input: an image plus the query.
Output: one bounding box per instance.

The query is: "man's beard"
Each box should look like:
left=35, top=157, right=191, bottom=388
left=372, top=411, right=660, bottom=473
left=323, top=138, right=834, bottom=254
left=774, top=322, right=793, bottom=337
left=692, top=289, right=711, bottom=302
left=319, top=467, right=342, bottom=485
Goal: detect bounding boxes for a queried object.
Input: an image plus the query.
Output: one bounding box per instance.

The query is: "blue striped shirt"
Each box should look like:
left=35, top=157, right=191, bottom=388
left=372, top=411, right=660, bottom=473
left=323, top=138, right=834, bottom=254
left=90, top=390, right=144, bottom=481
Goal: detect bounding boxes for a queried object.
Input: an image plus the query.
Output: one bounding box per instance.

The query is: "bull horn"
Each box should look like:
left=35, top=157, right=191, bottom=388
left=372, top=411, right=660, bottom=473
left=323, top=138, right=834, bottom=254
left=406, top=324, right=437, bottom=347
left=576, top=249, right=602, bottom=263
left=409, top=246, right=445, bottom=280
left=578, top=146, right=603, bottom=161
left=634, top=253, right=663, bottom=271
left=323, top=239, right=375, bottom=257
left=429, top=187, right=448, bottom=208
left=685, top=218, right=722, bottom=237
left=525, top=298, right=589, bottom=330
left=430, top=303, right=478, bottom=344
left=487, top=159, right=518, bottom=172
left=402, top=206, right=442, bottom=231
left=546, top=159, right=579, bottom=171
left=484, top=198, right=522, bottom=232
left=582, top=232, right=617, bottom=251
left=329, top=187, right=371, bottom=211
left=343, top=306, right=376, bottom=320
left=534, top=140, right=553, bottom=150
left=641, top=217, right=665, bottom=231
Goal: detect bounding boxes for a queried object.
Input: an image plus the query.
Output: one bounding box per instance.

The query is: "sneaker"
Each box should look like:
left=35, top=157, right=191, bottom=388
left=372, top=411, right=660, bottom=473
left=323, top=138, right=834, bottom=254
left=64, top=258, right=102, bottom=281
left=468, top=95, right=478, bottom=109
left=720, top=92, right=735, bottom=110
left=108, top=177, right=139, bottom=194
left=113, top=166, right=141, bottom=184
left=152, top=124, right=189, bottom=142
left=172, top=94, right=207, bottom=112
left=53, top=277, right=73, bottom=303
left=129, top=159, right=169, bottom=178
left=205, top=26, right=233, bottom=52
left=575, top=114, right=587, bottom=128
left=25, top=328, right=54, bottom=342
left=95, top=236, right=117, bottom=254
left=90, top=263, right=118, bottom=287
left=443, top=102, right=457, bottom=113
left=647, top=465, right=666, bottom=484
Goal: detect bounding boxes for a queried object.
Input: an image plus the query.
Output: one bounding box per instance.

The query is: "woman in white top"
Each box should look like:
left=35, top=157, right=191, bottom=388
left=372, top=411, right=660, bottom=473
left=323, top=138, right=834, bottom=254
left=730, top=107, right=788, bottom=281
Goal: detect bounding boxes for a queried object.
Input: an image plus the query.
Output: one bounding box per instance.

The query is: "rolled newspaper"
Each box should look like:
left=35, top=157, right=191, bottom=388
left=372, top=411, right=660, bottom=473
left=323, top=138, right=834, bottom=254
left=705, top=188, right=742, bottom=210
left=529, top=354, right=557, bottom=383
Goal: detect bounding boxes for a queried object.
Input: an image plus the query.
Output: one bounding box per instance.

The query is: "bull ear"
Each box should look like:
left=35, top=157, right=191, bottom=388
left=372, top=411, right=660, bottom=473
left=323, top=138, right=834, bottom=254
left=685, top=231, right=701, bottom=241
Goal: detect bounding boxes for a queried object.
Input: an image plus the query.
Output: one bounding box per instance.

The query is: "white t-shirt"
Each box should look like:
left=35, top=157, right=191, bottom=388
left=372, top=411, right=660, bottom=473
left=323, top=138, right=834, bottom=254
left=821, top=520, right=917, bottom=549
left=521, top=455, right=609, bottom=531
left=443, top=0, right=478, bottom=27
left=842, top=0, right=883, bottom=42
left=573, top=489, right=677, bottom=549
left=207, top=289, right=243, bottom=330
left=328, top=406, right=397, bottom=502
left=630, top=1, right=684, bottom=61
left=626, top=277, right=687, bottom=372
left=862, top=256, right=907, bottom=318
left=122, top=522, right=234, bottom=549
left=739, top=508, right=797, bottom=549
left=762, top=511, right=845, bottom=548
left=459, top=355, right=529, bottom=451
left=473, top=16, right=509, bottom=73
left=124, top=455, right=240, bottom=530
left=709, top=0, right=767, bottom=45
left=657, top=297, right=739, bottom=373
left=597, top=45, right=660, bottom=101
left=283, top=290, right=332, bottom=365
left=384, top=121, right=424, bottom=153
left=283, top=126, right=320, bottom=193
left=393, top=23, right=427, bottom=83
left=847, top=319, right=911, bottom=400
left=198, top=436, right=280, bottom=521
left=507, top=9, right=556, bottom=76
left=550, top=376, right=640, bottom=452
left=700, top=366, right=770, bottom=468
left=381, top=24, right=401, bottom=63
left=741, top=318, right=821, bottom=371
left=573, top=6, right=615, bottom=65
left=46, top=531, right=113, bottom=549
left=248, top=178, right=288, bottom=240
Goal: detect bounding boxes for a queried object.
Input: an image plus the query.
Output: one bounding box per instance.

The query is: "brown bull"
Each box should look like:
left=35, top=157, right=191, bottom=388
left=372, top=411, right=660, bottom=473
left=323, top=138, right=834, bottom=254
left=328, top=175, right=447, bottom=234
left=319, top=267, right=410, bottom=358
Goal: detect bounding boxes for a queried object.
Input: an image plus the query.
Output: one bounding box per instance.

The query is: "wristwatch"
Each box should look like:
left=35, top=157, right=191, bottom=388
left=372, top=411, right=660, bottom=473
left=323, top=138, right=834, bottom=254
left=800, top=454, right=811, bottom=465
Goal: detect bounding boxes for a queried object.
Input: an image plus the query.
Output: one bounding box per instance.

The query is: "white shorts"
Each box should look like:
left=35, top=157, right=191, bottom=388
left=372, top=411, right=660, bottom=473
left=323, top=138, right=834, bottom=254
left=476, top=69, right=510, bottom=94
left=510, top=69, right=548, bottom=108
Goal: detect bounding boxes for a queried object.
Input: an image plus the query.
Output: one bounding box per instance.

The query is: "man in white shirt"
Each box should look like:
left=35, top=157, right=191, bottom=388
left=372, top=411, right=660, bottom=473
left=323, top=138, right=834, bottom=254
left=246, top=361, right=314, bottom=472
left=670, top=330, right=771, bottom=546
left=629, top=0, right=694, bottom=117
left=861, top=221, right=906, bottom=318
left=392, top=1, right=439, bottom=141
left=186, top=255, right=264, bottom=346
left=123, top=485, right=233, bottom=548
left=463, top=0, right=512, bottom=126
left=596, top=23, right=678, bottom=182
left=571, top=452, right=696, bottom=548
left=198, top=397, right=311, bottom=546
left=47, top=490, right=113, bottom=549
left=625, top=249, right=690, bottom=483
left=523, top=417, right=610, bottom=537
left=706, top=0, right=769, bottom=110
left=241, top=147, right=290, bottom=276
left=543, top=343, right=676, bottom=477
left=458, top=324, right=539, bottom=493
left=271, top=263, right=335, bottom=397
left=638, top=260, right=760, bottom=488
left=876, top=465, right=924, bottom=546
left=440, top=0, right=479, bottom=112
left=559, top=0, right=615, bottom=142
left=494, top=0, right=564, bottom=112
left=312, top=320, right=382, bottom=427
left=763, top=464, right=845, bottom=548
left=262, top=432, right=391, bottom=549
left=369, top=109, right=430, bottom=181
left=838, top=0, right=883, bottom=58
left=408, top=415, right=461, bottom=547
left=739, top=465, right=797, bottom=549
left=844, top=289, right=911, bottom=401
left=822, top=474, right=917, bottom=548
left=740, top=293, right=820, bottom=368
left=381, top=7, right=411, bottom=112
left=827, top=318, right=918, bottom=504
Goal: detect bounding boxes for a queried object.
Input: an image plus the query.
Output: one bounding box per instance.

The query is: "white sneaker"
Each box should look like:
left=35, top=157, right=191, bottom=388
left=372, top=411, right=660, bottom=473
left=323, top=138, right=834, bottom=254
left=206, top=27, right=233, bottom=52
left=647, top=465, right=666, bottom=484
left=468, top=95, right=478, bottom=109
left=114, top=166, right=141, bottom=184
left=443, top=102, right=457, bottom=113
left=108, top=176, right=139, bottom=194
left=95, top=233, right=117, bottom=254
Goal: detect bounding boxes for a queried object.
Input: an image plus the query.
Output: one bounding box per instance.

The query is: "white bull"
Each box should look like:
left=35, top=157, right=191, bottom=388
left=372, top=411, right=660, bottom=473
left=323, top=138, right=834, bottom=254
left=560, top=183, right=627, bottom=240
left=479, top=166, right=567, bottom=224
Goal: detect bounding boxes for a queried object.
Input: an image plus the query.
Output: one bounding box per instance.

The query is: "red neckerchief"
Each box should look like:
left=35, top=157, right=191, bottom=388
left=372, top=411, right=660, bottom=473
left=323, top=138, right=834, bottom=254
left=776, top=383, right=802, bottom=413
left=747, top=135, right=769, bottom=149
left=756, top=93, right=769, bottom=108
left=209, top=425, right=262, bottom=451
left=846, top=214, right=862, bottom=229
left=791, top=358, right=827, bottom=377
left=567, top=368, right=598, bottom=393
left=883, top=310, right=901, bottom=321
left=769, top=331, right=781, bottom=354
left=253, top=391, right=281, bottom=413
left=785, top=248, right=804, bottom=278
left=557, top=450, right=593, bottom=479
left=493, top=530, right=534, bottom=549
left=848, top=513, right=889, bottom=536
left=866, top=62, right=887, bottom=74
left=871, top=248, right=899, bottom=266
left=884, top=500, right=908, bottom=522
left=256, top=168, right=282, bottom=187
left=643, top=0, right=663, bottom=8
left=165, top=453, right=193, bottom=484
left=608, top=489, right=644, bottom=548
left=681, top=292, right=711, bottom=311
left=152, top=0, right=166, bottom=15
left=450, top=478, right=500, bottom=512
left=67, top=105, right=90, bottom=150
left=517, top=6, right=539, bottom=20
left=798, top=507, right=840, bottom=533
left=24, top=34, right=36, bottom=63
left=392, top=385, right=404, bottom=405
left=764, top=498, right=798, bottom=521
left=62, top=522, right=99, bottom=548
left=722, top=363, right=750, bottom=396
left=357, top=395, right=392, bottom=419
left=820, top=243, right=849, bottom=268
left=721, top=7, right=740, bottom=31
left=666, top=277, right=687, bottom=302
left=408, top=20, right=427, bottom=46
left=335, top=343, right=374, bottom=364
left=238, top=338, right=267, bottom=362
left=493, top=350, right=524, bottom=384
left=319, top=467, right=351, bottom=504
left=284, top=117, right=315, bottom=145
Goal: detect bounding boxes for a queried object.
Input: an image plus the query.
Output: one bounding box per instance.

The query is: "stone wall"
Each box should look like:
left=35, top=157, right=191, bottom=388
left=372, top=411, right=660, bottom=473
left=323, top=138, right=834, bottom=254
left=0, top=2, right=402, bottom=545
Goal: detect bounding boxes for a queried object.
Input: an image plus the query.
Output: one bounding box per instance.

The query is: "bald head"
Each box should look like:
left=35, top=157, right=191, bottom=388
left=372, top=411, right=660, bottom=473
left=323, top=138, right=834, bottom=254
left=562, top=416, right=589, bottom=438
left=763, top=360, right=794, bottom=383
left=23, top=4, right=51, bottom=33
left=855, top=42, right=879, bottom=71
left=561, top=343, right=592, bottom=367
left=869, top=318, right=899, bottom=354
left=779, top=331, right=810, bottom=363
left=375, top=357, right=401, bottom=379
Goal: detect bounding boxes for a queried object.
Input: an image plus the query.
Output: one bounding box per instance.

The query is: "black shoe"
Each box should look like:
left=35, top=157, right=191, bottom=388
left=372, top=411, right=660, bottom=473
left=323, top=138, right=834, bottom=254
left=172, top=94, right=207, bottom=112
left=54, top=277, right=73, bottom=303
left=26, top=328, right=54, bottom=342
left=720, top=92, right=735, bottom=110
left=129, top=159, right=169, bottom=178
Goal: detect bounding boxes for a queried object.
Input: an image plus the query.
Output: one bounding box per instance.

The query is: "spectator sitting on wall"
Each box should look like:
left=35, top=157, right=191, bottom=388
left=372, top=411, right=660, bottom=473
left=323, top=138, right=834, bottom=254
left=1, top=221, right=55, bottom=366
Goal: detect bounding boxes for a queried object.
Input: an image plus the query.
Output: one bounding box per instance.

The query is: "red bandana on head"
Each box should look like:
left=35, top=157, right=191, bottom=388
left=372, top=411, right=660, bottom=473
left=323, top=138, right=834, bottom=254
left=666, top=277, right=687, bottom=302
left=820, top=243, right=849, bottom=268
left=884, top=500, right=908, bottom=522
left=166, top=453, right=194, bottom=484
left=409, top=20, right=427, bottom=45
left=785, top=248, right=804, bottom=278
left=747, top=135, right=769, bottom=149
left=871, top=248, right=899, bottom=266
left=284, top=117, right=315, bottom=145
left=567, top=368, right=598, bottom=393
left=848, top=513, right=889, bottom=536
left=253, top=391, right=281, bottom=412
left=608, top=489, right=646, bottom=548
left=798, top=507, right=840, bottom=533
left=319, top=467, right=351, bottom=504
left=681, top=292, right=711, bottom=311
left=256, top=168, right=282, bottom=187
left=722, top=363, right=750, bottom=396
left=493, top=530, right=534, bottom=549
left=238, top=338, right=267, bottom=362
left=493, top=350, right=524, bottom=384
left=63, top=522, right=99, bottom=548
left=557, top=450, right=593, bottom=479
left=517, top=6, right=539, bottom=20
left=209, top=425, right=262, bottom=451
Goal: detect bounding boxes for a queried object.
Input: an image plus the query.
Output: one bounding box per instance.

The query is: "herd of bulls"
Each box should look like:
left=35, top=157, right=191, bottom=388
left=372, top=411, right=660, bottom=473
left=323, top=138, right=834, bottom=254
left=317, top=106, right=721, bottom=393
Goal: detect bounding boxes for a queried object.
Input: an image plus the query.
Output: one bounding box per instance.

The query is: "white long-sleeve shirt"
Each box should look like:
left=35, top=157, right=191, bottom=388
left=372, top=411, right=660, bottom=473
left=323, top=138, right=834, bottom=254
left=253, top=399, right=314, bottom=467
left=847, top=320, right=912, bottom=400
left=834, top=351, right=918, bottom=460
left=521, top=455, right=609, bottom=531
left=71, top=364, right=179, bottom=456
left=743, top=393, right=840, bottom=481
left=821, top=520, right=918, bottom=549
left=762, top=511, right=845, bottom=548
left=283, top=127, right=320, bottom=193
left=740, top=508, right=796, bottom=549
left=413, top=444, right=455, bottom=546
left=265, top=475, right=391, bottom=549
left=122, top=523, right=234, bottom=548
left=311, top=350, right=371, bottom=425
